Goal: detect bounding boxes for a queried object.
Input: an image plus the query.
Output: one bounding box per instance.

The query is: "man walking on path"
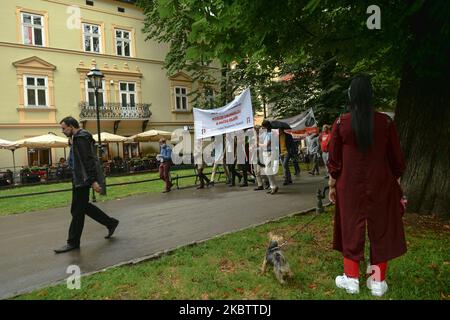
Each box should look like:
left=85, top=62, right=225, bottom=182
left=54, top=117, right=119, bottom=254
left=158, top=138, right=173, bottom=193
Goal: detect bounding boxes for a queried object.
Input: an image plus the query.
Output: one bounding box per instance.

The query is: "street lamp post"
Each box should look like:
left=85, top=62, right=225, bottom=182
left=87, top=66, right=106, bottom=197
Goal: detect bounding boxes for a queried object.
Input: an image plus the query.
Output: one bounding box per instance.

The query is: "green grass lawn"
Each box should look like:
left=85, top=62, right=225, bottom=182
left=14, top=207, right=450, bottom=300
left=0, top=168, right=210, bottom=216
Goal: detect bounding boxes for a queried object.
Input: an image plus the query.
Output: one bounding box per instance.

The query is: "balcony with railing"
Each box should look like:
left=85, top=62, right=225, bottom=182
left=79, top=102, right=152, bottom=120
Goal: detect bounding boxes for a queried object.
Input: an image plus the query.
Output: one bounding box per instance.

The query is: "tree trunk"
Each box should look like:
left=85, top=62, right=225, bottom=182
left=395, top=63, right=450, bottom=218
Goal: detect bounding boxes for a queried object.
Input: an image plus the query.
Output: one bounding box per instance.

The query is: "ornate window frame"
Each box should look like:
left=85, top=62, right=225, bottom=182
left=13, top=56, right=56, bottom=124
left=169, top=72, right=193, bottom=113
left=81, top=20, right=105, bottom=54
left=16, top=7, right=49, bottom=47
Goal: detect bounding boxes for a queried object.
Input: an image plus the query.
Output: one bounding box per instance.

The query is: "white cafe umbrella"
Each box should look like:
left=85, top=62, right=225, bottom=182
left=0, top=138, right=13, bottom=148
left=130, top=129, right=172, bottom=142
left=0, top=139, right=17, bottom=175
left=12, top=133, right=69, bottom=148
left=8, top=134, right=69, bottom=174
left=127, top=130, right=172, bottom=158
left=93, top=132, right=128, bottom=143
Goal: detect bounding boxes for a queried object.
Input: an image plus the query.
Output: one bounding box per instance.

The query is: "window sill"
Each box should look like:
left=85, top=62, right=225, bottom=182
left=17, top=107, right=55, bottom=111
left=23, top=43, right=46, bottom=47
left=84, top=50, right=103, bottom=54
left=171, top=109, right=191, bottom=114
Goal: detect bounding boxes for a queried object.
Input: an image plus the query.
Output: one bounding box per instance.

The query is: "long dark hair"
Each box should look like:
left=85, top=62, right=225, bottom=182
left=348, top=74, right=374, bottom=152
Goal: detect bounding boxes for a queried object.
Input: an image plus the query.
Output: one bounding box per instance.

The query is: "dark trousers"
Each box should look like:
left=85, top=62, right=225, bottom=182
left=68, top=186, right=116, bottom=246
left=197, top=167, right=210, bottom=187
left=227, top=163, right=242, bottom=185
left=238, top=162, right=252, bottom=184
left=159, top=162, right=172, bottom=191
left=292, top=156, right=300, bottom=175
left=281, top=154, right=292, bottom=183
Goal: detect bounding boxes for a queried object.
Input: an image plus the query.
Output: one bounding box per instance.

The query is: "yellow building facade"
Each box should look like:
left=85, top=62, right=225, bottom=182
left=0, top=0, right=216, bottom=170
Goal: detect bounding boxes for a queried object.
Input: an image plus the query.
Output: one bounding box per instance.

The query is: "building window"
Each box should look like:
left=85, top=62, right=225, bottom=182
left=115, top=29, right=131, bottom=57
left=174, top=86, right=188, bottom=111
left=24, top=76, right=48, bottom=107
left=119, top=82, right=136, bottom=107
left=21, top=12, right=45, bottom=46
left=83, top=23, right=102, bottom=53
left=85, top=79, right=106, bottom=107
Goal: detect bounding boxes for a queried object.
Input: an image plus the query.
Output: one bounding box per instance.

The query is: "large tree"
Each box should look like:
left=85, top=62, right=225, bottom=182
left=138, top=0, right=450, bottom=217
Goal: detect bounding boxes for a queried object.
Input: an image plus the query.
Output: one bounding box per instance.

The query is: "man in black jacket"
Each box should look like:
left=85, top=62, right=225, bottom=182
left=54, top=117, right=119, bottom=254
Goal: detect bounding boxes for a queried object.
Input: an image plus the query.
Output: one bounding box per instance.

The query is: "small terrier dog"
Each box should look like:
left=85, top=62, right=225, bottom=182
left=261, top=233, right=293, bottom=283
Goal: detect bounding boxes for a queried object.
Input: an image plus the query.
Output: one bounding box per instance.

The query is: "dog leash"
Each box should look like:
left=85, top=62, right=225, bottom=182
left=248, top=210, right=326, bottom=263
left=277, top=212, right=322, bottom=249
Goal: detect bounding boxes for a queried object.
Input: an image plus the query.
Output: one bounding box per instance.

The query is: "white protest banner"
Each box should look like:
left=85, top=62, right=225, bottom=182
left=280, top=108, right=317, bottom=131
left=280, top=108, right=318, bottom=140
left=193, top=88, right=254, bottom=139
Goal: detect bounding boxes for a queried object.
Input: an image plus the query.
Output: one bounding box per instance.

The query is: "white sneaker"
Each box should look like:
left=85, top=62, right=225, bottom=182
left=367, top=279, right=388, bottom=297
left=335, top=274, right=360, bottom=294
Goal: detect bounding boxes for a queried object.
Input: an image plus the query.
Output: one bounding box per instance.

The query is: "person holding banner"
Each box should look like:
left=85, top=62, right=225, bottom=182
left=260, top=120, right=279, bottom=194
left=238, top=133, right=254, bottom=187
left=195, top=138, right=211, bottom=189
left=196, top=162, right=211, bottom=189
left=210, top=135, right=230, bottom=185
left=226, top=136, right=243, bottom=187
left=252, top=126, right=268, bottom=191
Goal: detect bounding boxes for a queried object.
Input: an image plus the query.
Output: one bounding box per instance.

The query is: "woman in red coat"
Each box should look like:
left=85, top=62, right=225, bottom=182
left=327, top=75, right=407, bottom=297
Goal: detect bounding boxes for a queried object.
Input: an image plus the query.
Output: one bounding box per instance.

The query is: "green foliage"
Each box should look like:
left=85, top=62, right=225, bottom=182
left=137, top=0, right=449, bottom=119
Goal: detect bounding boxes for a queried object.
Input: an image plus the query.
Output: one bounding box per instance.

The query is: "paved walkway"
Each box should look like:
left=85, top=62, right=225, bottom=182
left=0, top=173, right=329, bottom=299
